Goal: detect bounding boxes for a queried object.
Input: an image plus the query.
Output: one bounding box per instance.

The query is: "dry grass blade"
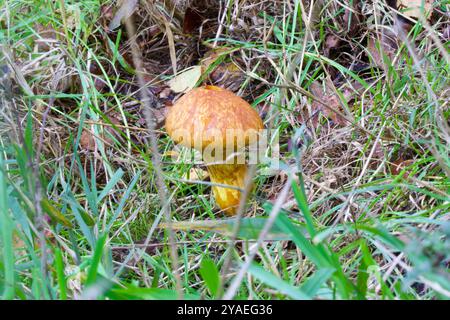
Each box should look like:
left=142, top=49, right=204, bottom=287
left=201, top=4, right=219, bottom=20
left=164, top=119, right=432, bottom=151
left=164, top=20, right=177, bottom=75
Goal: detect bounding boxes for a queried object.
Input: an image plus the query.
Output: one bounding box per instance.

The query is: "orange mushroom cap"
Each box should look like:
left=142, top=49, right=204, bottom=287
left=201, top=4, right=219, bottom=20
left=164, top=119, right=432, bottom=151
left=165, top=85, right=264, bottom=152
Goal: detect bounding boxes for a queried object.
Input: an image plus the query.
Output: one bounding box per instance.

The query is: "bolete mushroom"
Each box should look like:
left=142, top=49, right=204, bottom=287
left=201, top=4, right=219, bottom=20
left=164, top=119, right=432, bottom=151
left=165, top=85, right=264, bottom=215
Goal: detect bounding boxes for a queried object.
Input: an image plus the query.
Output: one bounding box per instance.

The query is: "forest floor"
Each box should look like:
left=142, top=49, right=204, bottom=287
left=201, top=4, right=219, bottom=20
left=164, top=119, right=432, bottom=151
left=0, top=0, right=449, bottom=300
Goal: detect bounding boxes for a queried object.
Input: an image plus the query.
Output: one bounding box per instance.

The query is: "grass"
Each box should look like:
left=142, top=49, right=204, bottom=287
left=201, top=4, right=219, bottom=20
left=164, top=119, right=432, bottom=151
left=0, top=0, right=449, bottom=300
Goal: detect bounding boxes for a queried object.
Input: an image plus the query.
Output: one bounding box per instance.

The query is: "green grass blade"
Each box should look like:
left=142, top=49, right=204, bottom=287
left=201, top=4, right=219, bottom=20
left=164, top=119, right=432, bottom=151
left=86, top=233, right=107, bottom=287
left=54, top=247, right=67, bottom=300
left=247, top=263, right=311, bottom=300
left=0, top=153, right=15, bottom=299
left=301, top=268, right=335, bottom=297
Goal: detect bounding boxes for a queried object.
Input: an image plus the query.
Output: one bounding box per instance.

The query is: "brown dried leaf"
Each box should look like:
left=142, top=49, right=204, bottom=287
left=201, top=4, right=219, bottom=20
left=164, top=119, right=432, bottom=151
left=34, top=23, right=58, bottom=51
left=80, top=129, right=96, bottom=151
left=397, top=0, right=433, bottom=20
left=200, top=48, right=229, bottom=72
left=342, top=1, right=362, bottom=36
left=183, top=7, right=204, bottom=34
left=94, top=77, right=107, bottom=92
left=390, top=159, right=415, bottom=176
left=183, top=167, right=209, bottom=181
left=306, top=80, right=348, bottom=126
left=389, top=147, right=416, bottom=176
left=153, top=107, right=170, bottom=130
left=108, top=0, right=137, bottom=31
left=157, top=87, right=170, bottom=100
left=368, top=143, right=385, bottom=170
left=324, top=34, right=341, bottom=57
left=367, top=31, right=398, bottom=67
left=164, top=150, right=179, bottom=158
left=200, top=49, right=243, bottom=90
left=79, top=117, right=122, bottom=151
left=210, top=63, right=241, bottom=84
left=98, top=4, right=115, bottom=32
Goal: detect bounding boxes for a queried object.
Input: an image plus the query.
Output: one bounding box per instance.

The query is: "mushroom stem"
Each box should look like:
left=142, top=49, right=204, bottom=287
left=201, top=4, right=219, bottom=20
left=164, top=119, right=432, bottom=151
left=206, top=163, right=248, bottom=216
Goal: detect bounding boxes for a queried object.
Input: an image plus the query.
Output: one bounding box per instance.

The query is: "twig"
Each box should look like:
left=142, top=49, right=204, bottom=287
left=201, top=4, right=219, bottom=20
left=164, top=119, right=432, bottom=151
left=123, top=16, right=183, bottom=299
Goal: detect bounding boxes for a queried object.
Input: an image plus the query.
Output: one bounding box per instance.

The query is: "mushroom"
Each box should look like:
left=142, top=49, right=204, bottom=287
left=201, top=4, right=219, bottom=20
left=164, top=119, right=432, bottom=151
left=165, top=85, right=264, bottom=215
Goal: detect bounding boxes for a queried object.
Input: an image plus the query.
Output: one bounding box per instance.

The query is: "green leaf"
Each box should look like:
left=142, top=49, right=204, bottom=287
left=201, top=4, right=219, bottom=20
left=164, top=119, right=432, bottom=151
left=291, top=178, right=316, bottom=237
left=41, top=199, right=73, bottom=228
left=356, top=240, right=374, bottom=299
left=247, top=263, right=311, bottom=300
left=54, top=247, right=67, bottom=300
left=96, top=168, right=124, bottom=204
left=106, top=170, right=141, bottom=232
left=275, top=214, right=328, bottom=267
left=107, top=33, right=135, bottom=75
left=301, top=268, right=335, bottom=297
left=86, top=233, right=107, bottom=286
left=106, top=286, right=199, bottom=300
left=199, top=257, right=220, bottom=297
left=356, top=224, right=405, bottom=251
left=0, top=153, right=15, bottom=299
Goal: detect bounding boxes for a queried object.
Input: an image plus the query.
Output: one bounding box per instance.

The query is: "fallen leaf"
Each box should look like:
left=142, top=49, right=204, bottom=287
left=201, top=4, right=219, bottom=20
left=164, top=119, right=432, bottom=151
left=306, top=80, right=348, bottom=126
left=33, top=23, right=58, bottom=51
left=342, top=1, right=362, bottom=36
left=367, top=30, right=398, bottom=67
left=183, top=7, right=204, bottom=34
left=368, top=143, right=386, bottom=170
left=397, top=0, right=433, bottom=20
left=79, top=117, right=122, bottom=151
left=94, top=77, right=107, bottom=91
left=159, top=87, right=172, bottom=99
left=210, top=63, right=241, bottom=84
left=389, top=147, right=416, bottom=176
left=390, top=159, right=415, bottom=176
left=80, top=129, right=96, bottom=151
left=183, top=167, right=209, bottom=181
left=168, top=65, right=202, bottom=93
left=153, top=107, right=170, bottom=129
left=201, top=49, right=226, bottom=73
left=99, top=5, right=114, bottom=30
left=324, top=34, right=341, bottom=57
left=108, top=0, right=137, bottom=31
left=200, top=48, right=243, bottom=90
left=163, top=150, right=179, bottom=158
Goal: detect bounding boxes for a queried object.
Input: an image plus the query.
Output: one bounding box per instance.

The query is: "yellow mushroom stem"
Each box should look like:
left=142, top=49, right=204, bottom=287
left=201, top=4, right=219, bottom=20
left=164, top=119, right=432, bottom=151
left=206, top=163, right=248, bottom=216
